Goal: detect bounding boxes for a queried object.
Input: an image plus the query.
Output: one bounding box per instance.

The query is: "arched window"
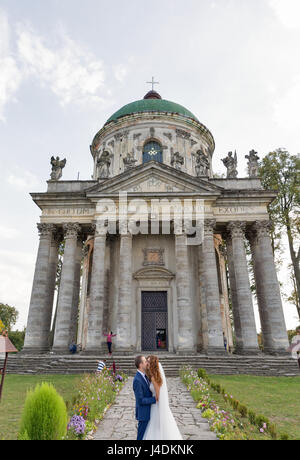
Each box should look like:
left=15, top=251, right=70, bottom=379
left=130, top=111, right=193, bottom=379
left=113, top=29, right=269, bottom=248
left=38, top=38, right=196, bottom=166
left=143, top=141, right=163, bottom=164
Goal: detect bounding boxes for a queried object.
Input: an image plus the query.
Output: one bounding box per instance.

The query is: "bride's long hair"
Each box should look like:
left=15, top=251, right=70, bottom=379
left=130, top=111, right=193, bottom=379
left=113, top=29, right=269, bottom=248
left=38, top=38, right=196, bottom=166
left=146, top=355, right=163, bottom=386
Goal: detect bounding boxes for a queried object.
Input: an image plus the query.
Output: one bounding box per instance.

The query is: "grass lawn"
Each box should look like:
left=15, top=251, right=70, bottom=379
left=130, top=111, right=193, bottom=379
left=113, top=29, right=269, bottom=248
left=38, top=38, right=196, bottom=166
left=209, top=374, right=300, bottom=440
left=0, top=374, right=81, bottom=440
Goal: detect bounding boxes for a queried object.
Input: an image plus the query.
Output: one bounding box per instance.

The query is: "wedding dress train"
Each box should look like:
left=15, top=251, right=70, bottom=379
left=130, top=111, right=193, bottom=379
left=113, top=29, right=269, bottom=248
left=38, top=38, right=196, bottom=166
left=143, top=363, right=183, bottom=440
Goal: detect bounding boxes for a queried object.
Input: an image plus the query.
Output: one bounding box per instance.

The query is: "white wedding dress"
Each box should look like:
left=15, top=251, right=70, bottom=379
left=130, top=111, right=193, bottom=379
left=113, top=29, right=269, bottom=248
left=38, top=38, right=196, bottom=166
left=143, top=363, right=183, bottom=440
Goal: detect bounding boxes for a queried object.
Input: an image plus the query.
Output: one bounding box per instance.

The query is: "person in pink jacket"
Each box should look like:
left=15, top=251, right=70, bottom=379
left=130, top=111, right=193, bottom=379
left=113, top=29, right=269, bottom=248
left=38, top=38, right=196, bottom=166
left=103, top=331, right=116, bottom=355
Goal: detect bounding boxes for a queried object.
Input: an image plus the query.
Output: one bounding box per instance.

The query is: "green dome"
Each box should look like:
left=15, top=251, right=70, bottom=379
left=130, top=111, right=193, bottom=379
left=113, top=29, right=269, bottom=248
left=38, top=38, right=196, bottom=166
left=105, top=95, right=199, bottom=125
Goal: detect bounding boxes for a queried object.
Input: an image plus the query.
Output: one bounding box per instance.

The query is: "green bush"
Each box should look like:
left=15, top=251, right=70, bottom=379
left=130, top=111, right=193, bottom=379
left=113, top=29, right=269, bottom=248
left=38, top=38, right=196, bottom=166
left=279, top=433, right=289, bottom=440
left=255, top=414, right=270, bottom=429
left=248, top=410, right=257, bottom=425
left=238, top=404, right=248, bottom=418
left=197, top=368, right=208, bottom=380
left=18, top=382, right=68, bottom=440
left=268, top=423, right=277, bottom=440
left=232, top=399, right=240, bottom=410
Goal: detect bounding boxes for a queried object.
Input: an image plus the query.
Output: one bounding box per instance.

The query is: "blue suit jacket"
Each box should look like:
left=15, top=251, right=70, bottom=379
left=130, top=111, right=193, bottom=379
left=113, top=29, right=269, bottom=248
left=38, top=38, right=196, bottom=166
left=133, top=371, right=156, bottom=421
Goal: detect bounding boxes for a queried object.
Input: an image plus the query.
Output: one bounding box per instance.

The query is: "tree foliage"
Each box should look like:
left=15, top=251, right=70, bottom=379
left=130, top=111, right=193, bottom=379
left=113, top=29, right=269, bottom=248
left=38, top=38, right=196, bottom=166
left=259, top=149, right=300, bottom=317
left=0, top=303, right=18, bottom=331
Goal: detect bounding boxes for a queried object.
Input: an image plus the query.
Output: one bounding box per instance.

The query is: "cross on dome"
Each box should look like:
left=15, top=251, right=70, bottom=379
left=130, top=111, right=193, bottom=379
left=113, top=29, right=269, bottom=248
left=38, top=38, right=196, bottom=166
left=146, top=76, right=159, bottom=91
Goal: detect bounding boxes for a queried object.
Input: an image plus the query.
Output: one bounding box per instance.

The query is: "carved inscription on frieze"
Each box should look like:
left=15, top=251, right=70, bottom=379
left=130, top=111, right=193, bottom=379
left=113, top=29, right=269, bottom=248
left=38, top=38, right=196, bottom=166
left=42, top=207, right=95, bottom=216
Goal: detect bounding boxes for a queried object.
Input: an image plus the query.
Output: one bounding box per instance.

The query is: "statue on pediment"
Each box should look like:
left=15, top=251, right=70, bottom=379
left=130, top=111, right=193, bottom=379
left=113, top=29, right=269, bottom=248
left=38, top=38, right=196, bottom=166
left=97, top=149, right=113, bottom=179
left=50, top=156, right=66, bottom=181
left=194, top=149, right=210, bottom=177
left=170, top=148, right=184, bottom=171
left=222, top=151, right=238, bottom=178
left=123, top=150, right=137, bottom=171
left=245, top=150, right=260, bottom=178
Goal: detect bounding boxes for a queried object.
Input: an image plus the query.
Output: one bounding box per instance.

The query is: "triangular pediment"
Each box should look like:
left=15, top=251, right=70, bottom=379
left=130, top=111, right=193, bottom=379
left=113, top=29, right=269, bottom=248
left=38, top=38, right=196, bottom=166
left=86, top=161, right=223, bottom=196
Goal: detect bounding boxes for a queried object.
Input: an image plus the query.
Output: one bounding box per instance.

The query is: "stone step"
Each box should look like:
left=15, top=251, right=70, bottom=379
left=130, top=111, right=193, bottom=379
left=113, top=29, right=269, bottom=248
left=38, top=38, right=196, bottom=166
left=1, top=353, right=299, bottom=377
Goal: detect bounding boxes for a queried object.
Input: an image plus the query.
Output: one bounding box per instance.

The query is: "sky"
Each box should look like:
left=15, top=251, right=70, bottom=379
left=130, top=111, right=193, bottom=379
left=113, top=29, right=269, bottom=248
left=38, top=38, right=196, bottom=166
left=0, top=0, right=299, bottom=331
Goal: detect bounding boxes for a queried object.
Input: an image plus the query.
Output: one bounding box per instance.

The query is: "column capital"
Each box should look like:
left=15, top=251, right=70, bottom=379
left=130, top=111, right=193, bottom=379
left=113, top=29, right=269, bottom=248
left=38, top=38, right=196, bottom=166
left=204, top=218, right=216, bottom=235
left=62, top=222, right=81, bottom=239
left=227, top=221, right=246, bottom=239
left=252, top=220, right=272, bottom=238
left=37, top=223, right=56, bottom=238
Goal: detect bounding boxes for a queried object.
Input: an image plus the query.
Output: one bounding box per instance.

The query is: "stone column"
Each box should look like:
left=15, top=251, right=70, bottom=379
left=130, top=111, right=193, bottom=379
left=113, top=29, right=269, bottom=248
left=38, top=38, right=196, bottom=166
left=23, top=223, right=56, bottom=353
left=175, top=233, right=195, bottom=353
left=85, top=229, right=107, bottom=353
left=52, top=223, right=81, bottom=353
left=69, top=237, right=83, bottom=345
left=227, top=221, right=259, bottom=354
left=197, top=244, right=207, bottom=351
left=224, top=232, right=243, bottom=352
left=202, top=219, right=225, bottom=354
left=116, top=232, right=133, bottom=353
left=249, top=221, right=289, bottom=354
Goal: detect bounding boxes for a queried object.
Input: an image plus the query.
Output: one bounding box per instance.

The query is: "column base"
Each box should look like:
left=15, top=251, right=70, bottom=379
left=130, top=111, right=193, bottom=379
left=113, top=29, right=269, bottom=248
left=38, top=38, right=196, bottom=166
left=21, top=346, right=50, bottom=355
left=263, top=348, right=291, bottom=356
left=233, top=347, right=262, bottom=356
left=176, top=349, right=197, bottom=356
left=205, top=347, right=227, bottom=355
left=51, top=347, right=71, bottom=355
left=81, top=348, right=106, bottom=356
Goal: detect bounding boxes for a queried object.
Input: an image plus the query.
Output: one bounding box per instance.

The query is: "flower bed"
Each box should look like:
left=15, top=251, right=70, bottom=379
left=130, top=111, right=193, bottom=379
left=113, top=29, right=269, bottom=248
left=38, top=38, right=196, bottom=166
left=66, top=368, right=126, bottom=440
left=180, top=366, right=286, bottom=440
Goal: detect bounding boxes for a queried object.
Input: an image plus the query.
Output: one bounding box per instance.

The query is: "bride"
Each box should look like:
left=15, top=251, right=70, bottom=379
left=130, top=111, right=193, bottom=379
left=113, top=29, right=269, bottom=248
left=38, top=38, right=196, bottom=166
left=143, top=355, right=182, bottom=440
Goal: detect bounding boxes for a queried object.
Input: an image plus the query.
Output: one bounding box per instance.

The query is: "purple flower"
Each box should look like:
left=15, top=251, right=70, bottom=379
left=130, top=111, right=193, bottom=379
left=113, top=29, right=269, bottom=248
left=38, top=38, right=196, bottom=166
left=68, top=415, right=86, bottom=435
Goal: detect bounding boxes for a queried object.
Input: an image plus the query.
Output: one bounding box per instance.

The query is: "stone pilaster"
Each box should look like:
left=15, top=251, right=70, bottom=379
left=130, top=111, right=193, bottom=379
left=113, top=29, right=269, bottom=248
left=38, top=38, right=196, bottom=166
left=175, top=233, right=195, bottom=353
left=85, top=228, right=107, bottom=353
left=115, top=232, right=133, bottom=353
left=202, top=219, right=225, bottom=354
left=249, top=221, right=289, bottom=354
left=52, top=223, right=81, bottom=353
left=227, top=221, right=259, bottom=354
left=23, top=223, right=56, bottom=353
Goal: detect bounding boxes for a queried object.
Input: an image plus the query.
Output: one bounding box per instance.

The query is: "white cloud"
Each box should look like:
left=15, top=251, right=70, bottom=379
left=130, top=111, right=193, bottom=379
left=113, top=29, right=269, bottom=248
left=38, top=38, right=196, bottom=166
left=17, top=25, right=107, bottom=107
left=269, top=0, right=300, bottom=29
left=7, top=169, right=41, bottom=191
left=0, top=249, right=35, bottom=329
left=114, top=64, right=129, bottom=83
left=0, top=10, right=22, bottom=122
left=273, top=76, right=300, bottom=138
left=0, top=225, right=20, bottom=240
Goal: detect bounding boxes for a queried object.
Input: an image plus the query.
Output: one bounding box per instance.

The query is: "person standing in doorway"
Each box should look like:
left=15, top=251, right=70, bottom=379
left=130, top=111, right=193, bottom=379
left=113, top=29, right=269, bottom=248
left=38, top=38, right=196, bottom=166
left=103, top=330, right=116, bottom=355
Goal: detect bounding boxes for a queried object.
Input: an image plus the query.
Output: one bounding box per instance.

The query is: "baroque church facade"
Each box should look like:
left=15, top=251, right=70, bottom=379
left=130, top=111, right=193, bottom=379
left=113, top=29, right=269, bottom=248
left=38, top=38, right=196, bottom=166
left=23, top=89, right=289, bottom=356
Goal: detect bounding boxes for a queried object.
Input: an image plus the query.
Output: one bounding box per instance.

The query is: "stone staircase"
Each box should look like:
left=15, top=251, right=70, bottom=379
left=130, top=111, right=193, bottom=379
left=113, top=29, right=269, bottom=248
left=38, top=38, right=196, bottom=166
left=1, top=353, right=299, bottom=377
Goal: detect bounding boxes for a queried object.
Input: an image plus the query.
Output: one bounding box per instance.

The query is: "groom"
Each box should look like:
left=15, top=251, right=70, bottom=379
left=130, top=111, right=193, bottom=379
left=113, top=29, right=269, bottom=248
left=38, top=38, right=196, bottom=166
left=133, top=355, right=156, bottom=440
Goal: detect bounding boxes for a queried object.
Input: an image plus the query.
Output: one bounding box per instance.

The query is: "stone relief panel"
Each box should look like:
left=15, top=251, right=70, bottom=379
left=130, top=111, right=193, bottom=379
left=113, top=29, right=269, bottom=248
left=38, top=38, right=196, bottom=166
left=142, top=248, right=165, bottom=266
left=93, top=121, right=214, bottom=178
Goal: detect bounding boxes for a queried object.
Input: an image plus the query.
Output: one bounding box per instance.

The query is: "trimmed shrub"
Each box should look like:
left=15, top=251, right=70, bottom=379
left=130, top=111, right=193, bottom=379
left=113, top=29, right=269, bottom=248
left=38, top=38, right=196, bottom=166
left=248, top=409, right=257, bottom=425
left=268, top=423, right=277, bottom=440
left=237, top=404, right=248, bottom=418
left=197, top=368, right=208, bottom=380
left=255, top=414, right=270, bottom=429
left=18, top=382, right=68, bottom=440
left=232, top=399, right=240, bottom=410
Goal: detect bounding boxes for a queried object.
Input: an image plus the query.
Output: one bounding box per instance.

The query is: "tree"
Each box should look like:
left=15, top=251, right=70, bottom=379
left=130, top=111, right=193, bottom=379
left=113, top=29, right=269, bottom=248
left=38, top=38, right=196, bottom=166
left=259, top=149, right=300, bottom=311
left=0, top=303, right=18, bottom=331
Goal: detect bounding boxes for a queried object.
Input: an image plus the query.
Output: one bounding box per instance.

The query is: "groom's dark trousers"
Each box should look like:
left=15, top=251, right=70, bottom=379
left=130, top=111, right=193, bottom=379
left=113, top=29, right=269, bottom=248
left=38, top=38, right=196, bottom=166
left=133, top=372, right=156, bottom=440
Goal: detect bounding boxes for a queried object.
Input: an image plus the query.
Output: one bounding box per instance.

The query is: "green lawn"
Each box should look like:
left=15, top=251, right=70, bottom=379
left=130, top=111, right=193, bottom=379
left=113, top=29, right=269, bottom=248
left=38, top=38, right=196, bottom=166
left=0, top=374, right=81, bottom=440
left=209, top=374, right=300, bottom=440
